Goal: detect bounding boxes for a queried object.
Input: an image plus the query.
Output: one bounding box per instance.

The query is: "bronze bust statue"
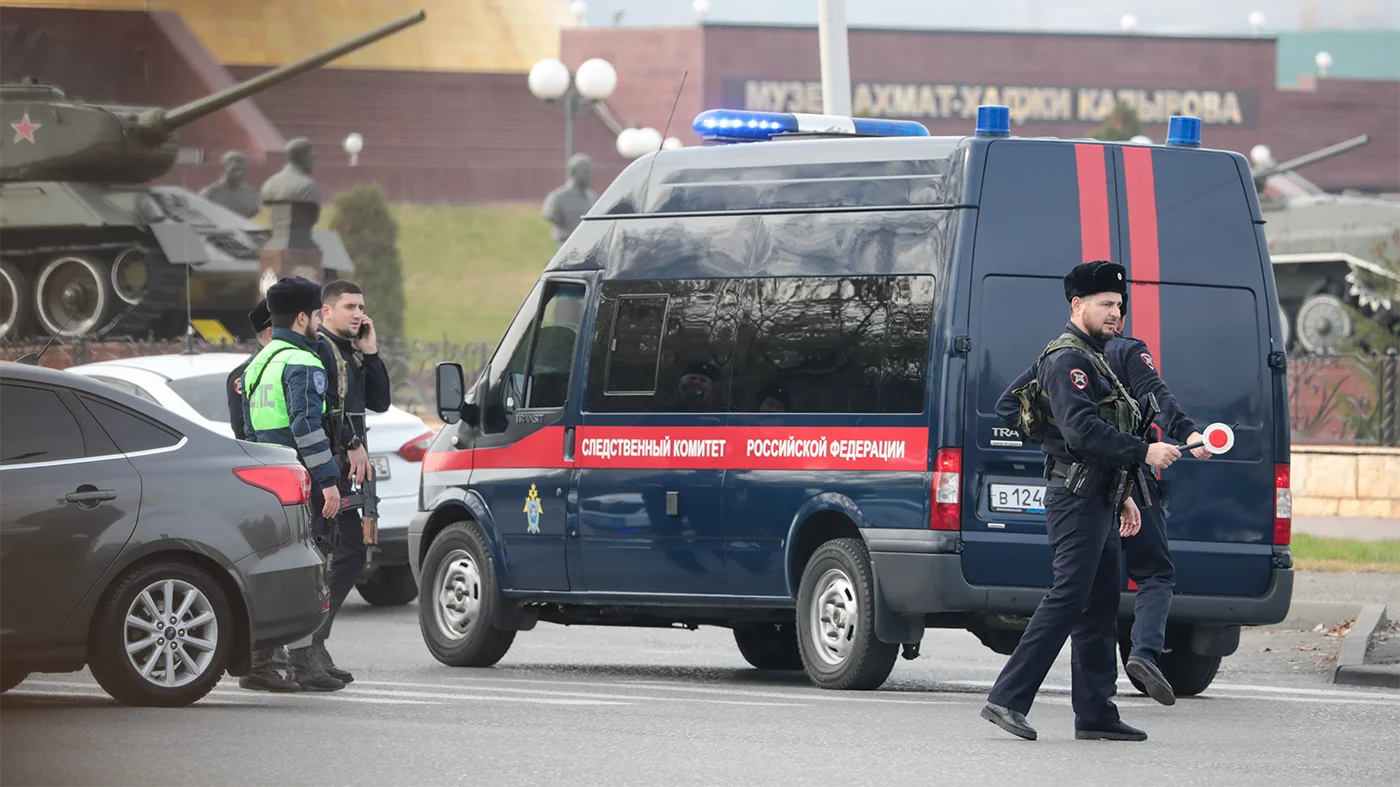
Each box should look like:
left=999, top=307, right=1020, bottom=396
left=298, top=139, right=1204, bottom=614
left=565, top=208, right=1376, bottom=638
left=259, top=138, right=321, bottom=250
left=199, top=150, right=261, bottom=218
left=542, top=153, right=598, bottom=246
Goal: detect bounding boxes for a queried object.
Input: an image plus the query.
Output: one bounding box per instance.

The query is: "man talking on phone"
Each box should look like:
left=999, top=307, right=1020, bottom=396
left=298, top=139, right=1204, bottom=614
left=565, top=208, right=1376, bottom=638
left=311, top=279, right=392, bottom=684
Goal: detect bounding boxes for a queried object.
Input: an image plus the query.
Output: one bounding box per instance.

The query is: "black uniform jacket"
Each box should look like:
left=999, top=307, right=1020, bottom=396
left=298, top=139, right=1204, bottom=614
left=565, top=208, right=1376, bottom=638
left=226, top=357, right=253, bottom=441
left=995, top=323, right=1150, bottom=468
left=315, top=326, right=392, bottom=452
left=1103, top=335, right=1197, bottom=443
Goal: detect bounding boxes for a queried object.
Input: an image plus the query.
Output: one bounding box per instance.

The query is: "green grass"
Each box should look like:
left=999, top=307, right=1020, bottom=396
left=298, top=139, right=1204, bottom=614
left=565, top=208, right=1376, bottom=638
left=256, top=200, right=556, bottom=344
left=1291, top=534, right=1400, bottom=573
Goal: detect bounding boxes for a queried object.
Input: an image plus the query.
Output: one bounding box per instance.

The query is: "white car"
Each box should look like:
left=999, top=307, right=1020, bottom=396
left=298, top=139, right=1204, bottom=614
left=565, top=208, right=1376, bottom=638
left=65, top=351, right=436, bottom=606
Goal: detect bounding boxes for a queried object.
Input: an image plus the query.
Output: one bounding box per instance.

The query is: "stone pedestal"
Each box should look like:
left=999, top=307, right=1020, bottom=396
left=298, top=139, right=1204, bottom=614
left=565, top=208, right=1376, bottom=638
left=259, top=247, right=324, bottom=297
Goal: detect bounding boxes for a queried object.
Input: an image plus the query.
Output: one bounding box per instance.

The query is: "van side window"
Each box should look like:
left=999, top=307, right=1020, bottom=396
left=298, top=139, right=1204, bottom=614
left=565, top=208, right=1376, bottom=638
left=524, top=282, right=586, bottom=410
left=604, top=293, right=669, bottom=395
left=730, top=275, right=933, bottom=414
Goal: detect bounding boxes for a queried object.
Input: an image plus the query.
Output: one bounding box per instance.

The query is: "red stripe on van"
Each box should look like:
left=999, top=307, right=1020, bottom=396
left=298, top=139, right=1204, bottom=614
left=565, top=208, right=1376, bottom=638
left=1074, top=144, right=1112, bottom=261
left=1123, top=146, right=1162, bottom=370
left=423, top=425, right=930, bottom=473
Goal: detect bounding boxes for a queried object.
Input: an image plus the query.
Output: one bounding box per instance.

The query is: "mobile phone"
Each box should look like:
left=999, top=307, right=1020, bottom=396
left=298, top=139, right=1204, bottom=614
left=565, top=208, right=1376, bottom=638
left=357, top=321, right=369, bottom=339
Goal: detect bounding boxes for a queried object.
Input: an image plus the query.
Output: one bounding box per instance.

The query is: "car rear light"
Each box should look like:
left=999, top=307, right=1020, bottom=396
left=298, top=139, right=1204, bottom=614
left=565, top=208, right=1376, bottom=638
left=398, top=430, right=436, bottom=463
left=1273, top=463, right=1291, bottom=545
left=930, top=447, right=962, bottom=531
left=234, top=465, right=311, bottom=506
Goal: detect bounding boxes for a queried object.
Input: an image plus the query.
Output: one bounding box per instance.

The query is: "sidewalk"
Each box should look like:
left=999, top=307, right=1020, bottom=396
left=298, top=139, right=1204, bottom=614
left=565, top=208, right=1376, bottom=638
left=1292, top=517, right=1400, bottom=542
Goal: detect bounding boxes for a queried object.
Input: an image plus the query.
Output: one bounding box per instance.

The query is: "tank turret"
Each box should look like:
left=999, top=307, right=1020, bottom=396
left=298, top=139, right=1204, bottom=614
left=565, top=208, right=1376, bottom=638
left=1251, top=134, right=1400, bottom=354
left=0, top=10, right=425, bottom=185
left=0, top=10, right=426, bottom=342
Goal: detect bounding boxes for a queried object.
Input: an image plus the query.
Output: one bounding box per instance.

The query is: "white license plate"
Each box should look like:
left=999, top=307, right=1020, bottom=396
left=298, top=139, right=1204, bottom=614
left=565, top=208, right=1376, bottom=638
left=989, top=483, right=1045, bottom=514
left=371, top=455, right=391, bottom=480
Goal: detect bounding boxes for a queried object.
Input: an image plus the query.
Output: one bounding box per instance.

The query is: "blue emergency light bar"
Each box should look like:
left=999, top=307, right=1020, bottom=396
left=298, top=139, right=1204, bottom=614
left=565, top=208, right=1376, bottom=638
left=692, top=109, right=930, bottom=142
left=1166, top=115, right=1203, bottom=147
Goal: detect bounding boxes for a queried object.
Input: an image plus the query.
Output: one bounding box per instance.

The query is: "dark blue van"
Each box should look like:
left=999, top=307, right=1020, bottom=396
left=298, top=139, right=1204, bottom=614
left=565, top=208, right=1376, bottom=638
left=410, top=106, right=1294, bottom=694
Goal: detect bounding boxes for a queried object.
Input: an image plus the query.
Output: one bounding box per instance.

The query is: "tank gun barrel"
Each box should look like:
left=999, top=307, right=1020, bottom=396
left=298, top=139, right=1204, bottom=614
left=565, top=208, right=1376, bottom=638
left=137, top=10, right=425, bottom=139
left=1252, top=134, right=1370, bottom=186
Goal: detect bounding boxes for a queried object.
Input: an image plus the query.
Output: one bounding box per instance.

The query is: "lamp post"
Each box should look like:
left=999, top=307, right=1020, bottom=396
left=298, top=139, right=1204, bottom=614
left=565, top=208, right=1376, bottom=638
left=529, top=56, right=617, bottom=165
left=343, top=132, right=363, bottom=167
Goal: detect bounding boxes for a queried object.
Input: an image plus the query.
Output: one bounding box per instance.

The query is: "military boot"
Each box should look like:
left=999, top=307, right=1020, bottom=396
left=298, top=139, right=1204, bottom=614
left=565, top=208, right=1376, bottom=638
left=238, top=648, right=300, bottom=693
left=286, top=646, right=345, bottom=692
left=313, top=641, right=354, bottom=684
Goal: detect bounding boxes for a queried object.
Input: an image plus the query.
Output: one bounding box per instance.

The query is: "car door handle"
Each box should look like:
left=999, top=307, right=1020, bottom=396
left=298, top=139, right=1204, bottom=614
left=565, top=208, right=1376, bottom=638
left=66, top=488, right=117, bottom=504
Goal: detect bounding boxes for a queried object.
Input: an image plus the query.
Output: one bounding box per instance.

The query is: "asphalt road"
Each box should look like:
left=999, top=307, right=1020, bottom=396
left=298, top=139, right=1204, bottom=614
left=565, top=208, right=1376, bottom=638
left=4, top=595, right=1398, bottom=787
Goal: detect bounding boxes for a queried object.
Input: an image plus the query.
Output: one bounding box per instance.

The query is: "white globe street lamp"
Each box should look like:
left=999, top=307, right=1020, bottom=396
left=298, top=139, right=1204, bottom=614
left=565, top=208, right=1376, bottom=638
left=1120, top=14, right=1138, bottom=33
left=662, top=136, right=684, bottom=150
left=1250, top=144, right=1274, bottom=168
left=343, top=132, right=363, bottom=166
left=616, top=128, right=640, bottom=158
left=633, top=127, right=663, bottom=156
left=1248, top=11, right=1265, bottom=35
left=694, top=0, right=711, bottom=22
left=1315, top=51, right=1332, bottom=78
left=529, top=56, right=618, bottom=166
left=570, top=0, right=588, bottom=25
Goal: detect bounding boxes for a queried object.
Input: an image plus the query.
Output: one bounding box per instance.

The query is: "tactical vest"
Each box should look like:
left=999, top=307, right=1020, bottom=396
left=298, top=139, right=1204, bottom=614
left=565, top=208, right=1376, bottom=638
left=1010, top=330, right=1141, bottom=445
left=243, top=338, right=326, bottom=433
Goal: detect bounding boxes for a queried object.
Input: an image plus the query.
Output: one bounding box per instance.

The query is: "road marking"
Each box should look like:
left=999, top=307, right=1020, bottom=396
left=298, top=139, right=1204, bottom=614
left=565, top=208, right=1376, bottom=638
left=934, top=678, right=1400, bottom=706
left=354, top=679, right=811, bottom=707
left=431, top=674, right=971, bottom=706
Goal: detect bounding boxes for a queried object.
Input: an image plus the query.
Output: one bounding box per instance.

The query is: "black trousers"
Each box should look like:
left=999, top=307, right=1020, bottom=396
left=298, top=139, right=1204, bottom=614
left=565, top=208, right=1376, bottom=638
left=987, top=483, right=1122, bottom=728
left=310, top=481, right=368, bottom=647
left=1124, top=478, right=1174, bottom=664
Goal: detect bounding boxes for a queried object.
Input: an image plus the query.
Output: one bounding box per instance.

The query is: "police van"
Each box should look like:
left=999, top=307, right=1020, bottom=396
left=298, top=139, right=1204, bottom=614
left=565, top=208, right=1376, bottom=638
left=411, top=105, right=1294, bottom=694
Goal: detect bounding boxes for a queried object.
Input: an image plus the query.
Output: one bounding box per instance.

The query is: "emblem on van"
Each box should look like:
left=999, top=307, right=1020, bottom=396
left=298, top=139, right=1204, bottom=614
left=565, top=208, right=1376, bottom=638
left=1070, top=368, right=1088, bottom=390
left=523, top=484, right=543, bottom=534
left=1140, top=352, right=1156, bottom=372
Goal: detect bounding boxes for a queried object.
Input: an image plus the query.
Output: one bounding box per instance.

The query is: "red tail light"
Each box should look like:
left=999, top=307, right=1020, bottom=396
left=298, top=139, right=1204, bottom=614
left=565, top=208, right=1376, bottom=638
left=930, top=447, right=962, bottom=531
left=398, top=430, right=436, bottom=463
left=1273, top=463, right=1292, bottom=545
left=234, top=465, right=311, bottom=506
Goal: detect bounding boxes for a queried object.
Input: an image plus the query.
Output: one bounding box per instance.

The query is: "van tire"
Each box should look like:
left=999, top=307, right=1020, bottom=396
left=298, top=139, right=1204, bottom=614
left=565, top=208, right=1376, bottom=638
left=418, top=521, right=516, bottom=668
left=1, top=669, right=28, bottom=693
left=796, top=538, right=898, bottom=690
left=1118, top=636, right=1221, bottom=697
left=733, top=623, right=804, bottom=670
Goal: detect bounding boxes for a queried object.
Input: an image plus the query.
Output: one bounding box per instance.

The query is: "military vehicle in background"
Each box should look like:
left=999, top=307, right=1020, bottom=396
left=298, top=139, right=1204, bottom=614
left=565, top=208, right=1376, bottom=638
left=1250, top=134, right=1400, bottom=355
left=0, top=10, right=426, bottom=342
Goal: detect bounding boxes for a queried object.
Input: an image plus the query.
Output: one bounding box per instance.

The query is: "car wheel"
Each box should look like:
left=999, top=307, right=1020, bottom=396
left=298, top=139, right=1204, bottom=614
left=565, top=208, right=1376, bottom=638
left=1118, top=634, right=1222, bottom=697
left=796, top=538, right=898, bottom=690
left=1, top=669, right=28, bottom=693
left=88, top=561, right=233, bottom=707
left=733, top=622, right=804, bottom=670
left=357, top=565, right=419, bottom=606
left=417, top=521, right=516, bottom=667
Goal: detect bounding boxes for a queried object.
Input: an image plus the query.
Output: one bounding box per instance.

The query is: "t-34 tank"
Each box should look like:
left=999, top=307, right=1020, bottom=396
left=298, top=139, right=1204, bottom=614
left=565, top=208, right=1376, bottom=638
left=1251, top=134, right=1400, bottom=354
left=0, top=9, right=426, bottom=341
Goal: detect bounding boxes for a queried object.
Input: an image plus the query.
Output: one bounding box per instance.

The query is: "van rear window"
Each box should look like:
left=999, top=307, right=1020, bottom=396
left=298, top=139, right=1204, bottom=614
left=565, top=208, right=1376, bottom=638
left=604, top=294, right=668, bottom=395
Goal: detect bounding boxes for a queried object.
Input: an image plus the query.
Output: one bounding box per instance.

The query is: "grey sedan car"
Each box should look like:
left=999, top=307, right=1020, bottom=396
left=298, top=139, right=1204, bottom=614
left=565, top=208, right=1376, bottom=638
left=0, top=361, right=328, bottom=706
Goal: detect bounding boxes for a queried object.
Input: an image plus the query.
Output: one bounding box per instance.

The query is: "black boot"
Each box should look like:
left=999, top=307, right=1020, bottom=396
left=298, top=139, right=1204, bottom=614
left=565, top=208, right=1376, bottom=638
left=287, top=646, right=345, bottom=692
left=314, top=641, right=354, bottom=684
left=1125, top=655, right=1176, bottom=706
left=239, top=648, right=300, bottom=693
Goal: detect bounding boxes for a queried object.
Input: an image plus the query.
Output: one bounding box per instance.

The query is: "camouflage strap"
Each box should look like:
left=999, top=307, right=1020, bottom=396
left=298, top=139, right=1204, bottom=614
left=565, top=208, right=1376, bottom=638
left=1010, top=331, right=1142, bottom=443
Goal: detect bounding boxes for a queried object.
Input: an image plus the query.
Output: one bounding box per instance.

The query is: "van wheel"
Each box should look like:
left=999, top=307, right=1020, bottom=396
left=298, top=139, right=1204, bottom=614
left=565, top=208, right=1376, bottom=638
left=796, top=538, right=898, bottom=690
left=733, top=623, right=803, bottom=670
left=1, top=669, right=28, bottom=693
left=357, top=565, right=418, bottom=606
left=1118, top=636, right=1221, bottom=697
left=88, top=561, right=233, bottom=707
left=418, top=521, right=516, bottom=667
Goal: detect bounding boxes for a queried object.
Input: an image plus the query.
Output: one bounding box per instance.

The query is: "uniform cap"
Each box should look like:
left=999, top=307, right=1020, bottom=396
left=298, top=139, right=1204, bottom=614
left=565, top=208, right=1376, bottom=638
left=247, top=299, right=271, bottom=334
left=265, top=276, right=322, bottom=316
left=1064, top=260, right=1127, bottom=302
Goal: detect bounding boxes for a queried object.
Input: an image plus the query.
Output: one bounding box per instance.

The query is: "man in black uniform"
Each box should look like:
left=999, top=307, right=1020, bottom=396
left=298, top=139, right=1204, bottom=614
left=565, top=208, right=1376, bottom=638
left=996, top=321, right=1215, bottom=709
left=310, top=279, right=391, bottom=684
left=227, top=299, right=274, bottom=441
left=981, top=260, right=1180, bottom=742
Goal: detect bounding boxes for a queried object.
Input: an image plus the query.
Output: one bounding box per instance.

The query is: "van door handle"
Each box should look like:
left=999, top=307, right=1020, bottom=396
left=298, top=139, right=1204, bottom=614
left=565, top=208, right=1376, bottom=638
left=563, top=425, right=576, bottom=462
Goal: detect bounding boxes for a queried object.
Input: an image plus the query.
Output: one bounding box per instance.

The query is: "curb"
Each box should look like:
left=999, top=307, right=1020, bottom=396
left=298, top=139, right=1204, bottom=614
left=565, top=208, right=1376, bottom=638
left=1334, top=604, right=1400, bottom=689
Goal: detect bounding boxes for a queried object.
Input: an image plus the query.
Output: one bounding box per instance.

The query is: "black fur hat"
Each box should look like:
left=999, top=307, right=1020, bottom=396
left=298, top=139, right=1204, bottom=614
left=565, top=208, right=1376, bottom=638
left=247, top=299, right=272, bottom=334
left=1064, top=260, right=1127, bottom=302
left=265, top=276, right=322, bottom=316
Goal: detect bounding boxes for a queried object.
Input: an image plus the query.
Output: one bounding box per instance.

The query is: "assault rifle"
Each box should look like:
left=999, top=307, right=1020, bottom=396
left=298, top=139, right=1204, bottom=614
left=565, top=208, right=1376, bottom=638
left=339, top=472, right=381, bottom=571
left=1111, top=392, right=1161, bottom=514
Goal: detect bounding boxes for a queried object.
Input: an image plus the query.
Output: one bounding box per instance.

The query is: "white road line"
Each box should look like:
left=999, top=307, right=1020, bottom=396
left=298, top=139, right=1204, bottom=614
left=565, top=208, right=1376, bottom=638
left=934, top=678, right=1400, bottom=706
left=354, top=679, right=811, bottom=707
left=430, top=675, right=972, bottom=706
left=11, top=680, right=611, bottom=707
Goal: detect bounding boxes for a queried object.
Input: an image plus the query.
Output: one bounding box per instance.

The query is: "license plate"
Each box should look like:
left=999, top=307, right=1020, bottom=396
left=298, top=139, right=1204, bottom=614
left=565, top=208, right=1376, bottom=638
left=371, top=455, right=391, bottom=480
left=989, top=483, right=1045, bottom=514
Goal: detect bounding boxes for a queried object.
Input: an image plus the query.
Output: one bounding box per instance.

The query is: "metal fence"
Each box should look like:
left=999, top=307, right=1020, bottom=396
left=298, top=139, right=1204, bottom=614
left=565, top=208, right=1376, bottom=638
left=2, top=338, right=1396, bottom=446
left=0, top=336, right=491, bottom=420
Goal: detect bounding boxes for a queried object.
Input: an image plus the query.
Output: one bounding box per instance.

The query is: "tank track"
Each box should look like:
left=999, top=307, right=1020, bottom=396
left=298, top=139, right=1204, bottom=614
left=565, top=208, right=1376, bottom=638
left=95, top=247, right=189, bottom=341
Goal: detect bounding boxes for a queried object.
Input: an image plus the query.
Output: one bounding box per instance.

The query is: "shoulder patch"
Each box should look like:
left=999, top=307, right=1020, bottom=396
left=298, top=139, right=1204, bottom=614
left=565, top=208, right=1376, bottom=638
left=1140, top=352, right=1156, bottom=372
left=313, top=370, right=327, bottom=395
left=1070, top=368, right=1088, bottom=390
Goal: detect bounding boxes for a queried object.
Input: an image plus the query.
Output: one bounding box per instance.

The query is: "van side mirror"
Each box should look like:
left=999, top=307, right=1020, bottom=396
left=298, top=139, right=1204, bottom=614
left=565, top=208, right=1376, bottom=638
left=434, top=362, right=465, bottom=425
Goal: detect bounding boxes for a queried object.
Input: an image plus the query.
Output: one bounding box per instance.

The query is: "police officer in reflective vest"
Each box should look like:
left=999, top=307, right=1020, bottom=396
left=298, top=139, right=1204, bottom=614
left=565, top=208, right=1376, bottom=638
left=241, top=276, right=346, bottom=692
left=995, top=295, right=1215, bottom=710
left=981, top=260, right=1180, bottom=742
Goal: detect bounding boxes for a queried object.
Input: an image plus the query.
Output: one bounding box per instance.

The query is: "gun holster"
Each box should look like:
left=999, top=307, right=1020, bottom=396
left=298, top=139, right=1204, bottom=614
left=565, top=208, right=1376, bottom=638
left=1046, top=457, right=1108, bottom=498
